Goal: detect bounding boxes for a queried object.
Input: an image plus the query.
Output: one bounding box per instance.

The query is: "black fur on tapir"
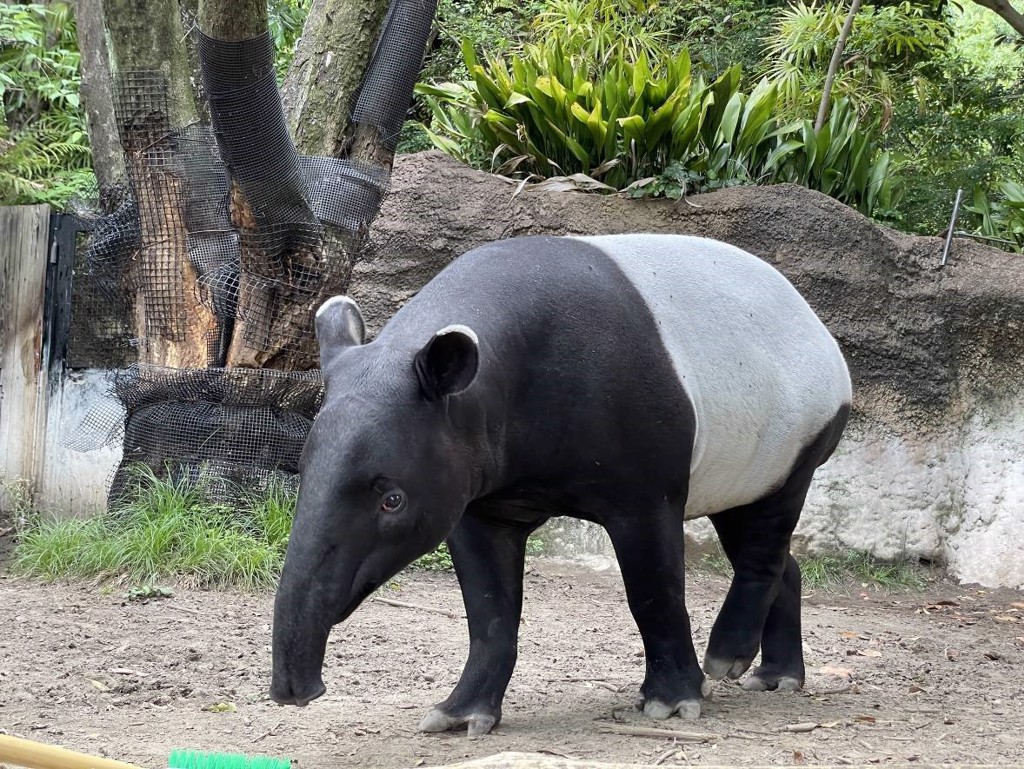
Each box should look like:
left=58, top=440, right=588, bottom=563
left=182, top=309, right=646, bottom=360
left=270, top=234, right=852, bottom=735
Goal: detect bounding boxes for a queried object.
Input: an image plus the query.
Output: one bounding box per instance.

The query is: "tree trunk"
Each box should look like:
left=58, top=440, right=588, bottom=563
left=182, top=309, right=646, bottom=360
left=282, top=0, right=391, bottom=158
left=103, top=0, right=219, bottom=368
left=199, top=0, right=268, bottom=39
left=74, top=0, right=126, bottom=203
left=970, top=0, right=1024, bottom=37
left=815, top=0, right=861, bottom=132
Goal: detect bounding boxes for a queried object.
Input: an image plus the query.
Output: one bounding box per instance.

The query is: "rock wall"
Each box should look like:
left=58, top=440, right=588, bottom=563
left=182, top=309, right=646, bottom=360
left=353, top=151, right=1024, bottom=589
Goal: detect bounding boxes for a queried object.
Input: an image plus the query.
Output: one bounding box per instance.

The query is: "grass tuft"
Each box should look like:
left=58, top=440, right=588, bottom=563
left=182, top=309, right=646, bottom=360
left=800, top=550, right=927, bottom=591
left=14, top=466, right=296, bottom=590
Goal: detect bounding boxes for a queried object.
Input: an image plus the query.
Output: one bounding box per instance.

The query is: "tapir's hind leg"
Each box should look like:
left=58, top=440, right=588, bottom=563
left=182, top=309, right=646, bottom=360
left=707, top=505, right=805, bottom=689
left=703, top=407, right=849, bottom=687
left=419, top=512, right=536, bottom=737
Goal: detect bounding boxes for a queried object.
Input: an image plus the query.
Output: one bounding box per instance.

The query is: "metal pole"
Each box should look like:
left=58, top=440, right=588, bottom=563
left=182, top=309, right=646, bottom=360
left=940, top=188, right=964, bottom=267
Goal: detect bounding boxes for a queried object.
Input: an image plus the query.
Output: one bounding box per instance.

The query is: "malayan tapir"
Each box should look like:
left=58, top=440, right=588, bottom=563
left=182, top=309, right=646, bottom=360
left=270, top=233, right=852, bottom=736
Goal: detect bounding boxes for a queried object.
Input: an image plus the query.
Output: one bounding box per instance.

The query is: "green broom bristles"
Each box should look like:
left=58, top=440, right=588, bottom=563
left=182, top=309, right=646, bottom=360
left=167, top=749, right=291, bottom=769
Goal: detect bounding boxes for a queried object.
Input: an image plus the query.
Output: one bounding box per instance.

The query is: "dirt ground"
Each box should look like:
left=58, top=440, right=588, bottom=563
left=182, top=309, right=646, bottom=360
left=2, top=554, right=1024, bottom=769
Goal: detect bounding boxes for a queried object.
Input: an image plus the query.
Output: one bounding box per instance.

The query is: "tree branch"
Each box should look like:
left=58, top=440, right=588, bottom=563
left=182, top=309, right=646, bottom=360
left=970, top=0, right=1024, bottom=37
left=815, top=0, right=861, bottom=132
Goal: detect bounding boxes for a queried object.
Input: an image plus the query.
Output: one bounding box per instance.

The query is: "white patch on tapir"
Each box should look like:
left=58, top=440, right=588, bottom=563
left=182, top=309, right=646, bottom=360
left=573, top=234, right=851, bottom=519
left=436, top=324, right=479, bottom=344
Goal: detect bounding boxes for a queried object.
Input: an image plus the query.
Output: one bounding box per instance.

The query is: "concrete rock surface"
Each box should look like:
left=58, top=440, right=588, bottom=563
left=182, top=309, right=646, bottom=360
left=355, top=151, right=1024, bottom=589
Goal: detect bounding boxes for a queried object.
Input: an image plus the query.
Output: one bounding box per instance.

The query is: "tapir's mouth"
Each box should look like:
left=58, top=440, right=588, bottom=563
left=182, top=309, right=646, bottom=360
left=270, top=678, right=327, bottom=707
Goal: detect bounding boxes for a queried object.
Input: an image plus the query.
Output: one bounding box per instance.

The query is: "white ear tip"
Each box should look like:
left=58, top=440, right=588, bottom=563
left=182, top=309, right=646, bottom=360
left=316, top=295, right=356, bottom=319
left=437, top=324, right=479, bottom=344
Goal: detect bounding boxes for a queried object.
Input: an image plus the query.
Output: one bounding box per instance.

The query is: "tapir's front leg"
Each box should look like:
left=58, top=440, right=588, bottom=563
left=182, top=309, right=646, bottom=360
left=419, top=512, right=532, bottom=737
left=605, top=505, right=710, bottom=720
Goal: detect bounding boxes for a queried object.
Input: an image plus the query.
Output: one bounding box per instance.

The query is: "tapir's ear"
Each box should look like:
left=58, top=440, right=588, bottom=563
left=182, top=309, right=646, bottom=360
left=414, top=325, right=480, bottom=401
left=315, top=296, right=365, bottom=365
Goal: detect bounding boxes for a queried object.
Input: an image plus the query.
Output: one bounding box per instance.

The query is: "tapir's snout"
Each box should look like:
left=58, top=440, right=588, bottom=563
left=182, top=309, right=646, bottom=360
left=270, top=674, right=326, bottom=707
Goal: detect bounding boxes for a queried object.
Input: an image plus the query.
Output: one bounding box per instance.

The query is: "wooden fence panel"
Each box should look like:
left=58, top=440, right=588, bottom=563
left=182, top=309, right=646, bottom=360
left=0, top=205, right=51, bottom=510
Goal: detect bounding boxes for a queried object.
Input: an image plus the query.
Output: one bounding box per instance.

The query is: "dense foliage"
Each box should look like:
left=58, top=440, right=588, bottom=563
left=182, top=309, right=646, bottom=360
left=2, top=0, right=1021, bottom=249
left=0, top=2, right=93, bottom=205
left=417, top=1, right=897, bottom=214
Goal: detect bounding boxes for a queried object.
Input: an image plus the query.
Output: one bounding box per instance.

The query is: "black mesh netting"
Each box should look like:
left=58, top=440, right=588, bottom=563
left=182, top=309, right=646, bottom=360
left=66, top=1, right=435, bottom=507
left=70, top=365, right=324, bottom=504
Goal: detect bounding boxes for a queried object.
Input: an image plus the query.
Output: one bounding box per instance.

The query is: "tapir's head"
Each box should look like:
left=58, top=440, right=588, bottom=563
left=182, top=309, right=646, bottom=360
left=270, top=296, right=480, bottom=707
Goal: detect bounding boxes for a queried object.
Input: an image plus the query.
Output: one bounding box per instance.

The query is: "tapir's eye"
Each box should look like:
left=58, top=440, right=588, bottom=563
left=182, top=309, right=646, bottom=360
left=380, top=491, right=406, bottom=514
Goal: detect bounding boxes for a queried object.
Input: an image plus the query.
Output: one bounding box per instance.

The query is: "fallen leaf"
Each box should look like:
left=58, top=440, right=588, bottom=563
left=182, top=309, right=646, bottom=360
left=994, top=615, right=1018, bottom=623
left=984, top=651, right=1002, bottom=661
left=87, top=679, right=111, bottom=692
left=909, top=685, right=927, bottom=693
left=840, top=631, right=860, bottom=639
left=819, top=720, right=842, bottom=728
left=793, top=750, right=806, bottom=765
left=1010, top=603, right=1024, bottom=610
left=819, top=665, right=854, bottom=680
left=202, top=702, right=237, bottom=713
left=857, top=649, right=883, bottom=658
left=855, top=715, right=877, bottom=724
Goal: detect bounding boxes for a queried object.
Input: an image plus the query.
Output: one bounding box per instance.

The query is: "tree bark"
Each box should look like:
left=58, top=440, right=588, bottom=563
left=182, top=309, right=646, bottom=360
left=199, top=0, right=268, bottom=39
left=103, top=0, right=219, bottom=368
left=815, top=0, right=861, bottom=132
left=282, top=0, right=391, bottom=158
left=74, top=0, right=126, bottom=202
left=970, top=0, right=1024, bottom=37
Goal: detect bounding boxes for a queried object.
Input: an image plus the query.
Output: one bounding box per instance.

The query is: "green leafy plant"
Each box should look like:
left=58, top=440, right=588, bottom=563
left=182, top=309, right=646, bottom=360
left=269, top=0, right=310, bottom=82
left=761, top=0, right=949, bottom=124
left=418, top=0, right=899, bottom=215
left=0, top=2, right=93, bottom=205
left=964, top=181, right=1024, bottom=252
left=764, top=97, right=898, bottom=215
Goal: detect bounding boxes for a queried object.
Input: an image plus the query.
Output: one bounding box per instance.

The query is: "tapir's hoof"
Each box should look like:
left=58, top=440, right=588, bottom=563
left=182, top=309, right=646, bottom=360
left=741, top=672, right=803, bottom=692
left=643, top=698, right=702, bottom=720
left=702, top=653, right=756, bottom=681
left=419, top=707, right=497, bottom=737
left=636, top=678, right=711, bottom=721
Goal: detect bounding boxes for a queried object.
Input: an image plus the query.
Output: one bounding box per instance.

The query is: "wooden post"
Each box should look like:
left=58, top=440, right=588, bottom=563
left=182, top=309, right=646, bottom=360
left=0, top=205, right=51, bottom=510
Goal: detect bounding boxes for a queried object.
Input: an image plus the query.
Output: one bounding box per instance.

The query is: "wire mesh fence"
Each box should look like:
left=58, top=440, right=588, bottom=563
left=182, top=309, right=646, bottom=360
left=65, top=1, right=437, bottom=506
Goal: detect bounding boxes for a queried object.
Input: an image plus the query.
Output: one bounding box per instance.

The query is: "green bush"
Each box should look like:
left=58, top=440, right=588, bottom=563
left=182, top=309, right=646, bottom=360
left=761, top=0, right=949, bottom=123
left=964, top=181, right=1024, bottom=252
left=419, top=33, right=898, bottom=214
left=0, top=2, right=94, bottom=205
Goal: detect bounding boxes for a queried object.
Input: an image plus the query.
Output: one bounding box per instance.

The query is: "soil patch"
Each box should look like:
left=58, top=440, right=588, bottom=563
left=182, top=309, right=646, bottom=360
left=1, top=559, right=1023, bottom=768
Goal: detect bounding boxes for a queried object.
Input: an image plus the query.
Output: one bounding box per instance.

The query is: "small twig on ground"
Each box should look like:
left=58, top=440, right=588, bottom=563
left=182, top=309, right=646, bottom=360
left=598, top=723, right=720, bottom=742
left=654, top=746, right=681, bottom=765
left=164, top=604, right=201, bottom=615
left=538, top=749, right=577, bottom=760
left=253, top=720, right=283, bottom=743
left=372, top=596, right=464, bottom=619
left=814, top=684, right=854, bottom=695
left=779, top=722, right=819, bottom=733
left=736, top=727, right=776, bottom=737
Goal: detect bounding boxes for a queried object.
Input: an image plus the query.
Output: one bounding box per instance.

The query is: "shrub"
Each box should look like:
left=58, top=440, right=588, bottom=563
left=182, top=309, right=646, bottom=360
left=419, top=35, right=898, bottom=214
left=964, top=181, right=1024, bottom=253
left=0, top=2, right=94, bottom=205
